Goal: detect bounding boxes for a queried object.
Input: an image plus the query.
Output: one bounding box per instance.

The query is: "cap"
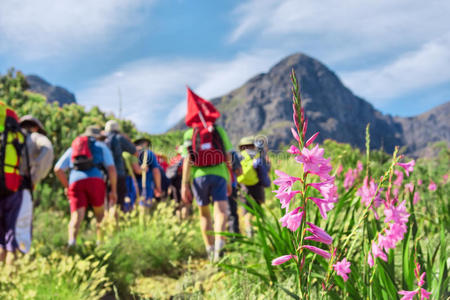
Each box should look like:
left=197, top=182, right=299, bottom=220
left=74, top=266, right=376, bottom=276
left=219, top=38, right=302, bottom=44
left=84, top=125, right=102, bottom=138
left=134, top=137, right=152, bottom=147
left=19, top=115, right=47, bottom=135
left=238, top=136, right=255, bottom=147
left=105, top=120, right=120, bottom=133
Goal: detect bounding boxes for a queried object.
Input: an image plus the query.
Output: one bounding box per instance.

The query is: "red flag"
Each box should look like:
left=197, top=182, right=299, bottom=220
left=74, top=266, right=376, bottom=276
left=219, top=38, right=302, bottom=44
left=185, top=86, right=220, bottom=128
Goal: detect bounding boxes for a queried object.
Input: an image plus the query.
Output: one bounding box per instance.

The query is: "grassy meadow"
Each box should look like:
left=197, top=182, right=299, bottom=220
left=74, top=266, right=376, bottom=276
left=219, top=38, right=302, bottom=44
left=0, top=70, right=449, bottom=299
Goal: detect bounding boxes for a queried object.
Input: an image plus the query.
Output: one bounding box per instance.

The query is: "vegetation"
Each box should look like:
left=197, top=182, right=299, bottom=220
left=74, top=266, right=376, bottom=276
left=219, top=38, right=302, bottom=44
left=0, top=69, right=448, bottom=299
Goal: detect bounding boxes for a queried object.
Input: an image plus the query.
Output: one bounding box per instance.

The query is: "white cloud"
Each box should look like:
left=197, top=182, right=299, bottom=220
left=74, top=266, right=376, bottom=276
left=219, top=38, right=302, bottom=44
left=341, top=35, right=450, bottom=106
left=77, top=50, right=283, bottom=133
left=229, top=0, right=450, bottom=62
left=228, top=0, right=450, bottom=110
left=0, top=0, right=154, bottom=59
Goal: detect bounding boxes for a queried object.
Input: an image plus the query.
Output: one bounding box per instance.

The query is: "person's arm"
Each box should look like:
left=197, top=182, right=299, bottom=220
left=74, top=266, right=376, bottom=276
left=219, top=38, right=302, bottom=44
left=152, top=167, right=161, bottom=196
left=107, top=165, right=117, bottom=204
left=54, top=148, right=71, bottom=195
left=120, top=135, right=137, bottom=155
left=132, top=161, right=142, bottom=175
left=181, top=155, right=193, bottom=204
left=54, top=168, right=69, bottom=190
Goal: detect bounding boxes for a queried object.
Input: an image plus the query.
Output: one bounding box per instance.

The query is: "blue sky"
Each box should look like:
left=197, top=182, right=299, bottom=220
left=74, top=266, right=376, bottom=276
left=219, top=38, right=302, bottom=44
left=1, top=0, right=449, bottom=133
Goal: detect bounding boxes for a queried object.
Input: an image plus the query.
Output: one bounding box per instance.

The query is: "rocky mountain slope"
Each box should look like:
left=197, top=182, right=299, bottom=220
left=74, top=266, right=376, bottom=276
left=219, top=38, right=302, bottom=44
left=172, top=53, right=449, bottom=157
left=26, top=75, right=76, bottom=105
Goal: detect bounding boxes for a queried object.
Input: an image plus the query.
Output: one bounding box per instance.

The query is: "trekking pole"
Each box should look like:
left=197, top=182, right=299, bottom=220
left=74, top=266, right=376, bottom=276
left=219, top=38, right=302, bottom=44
left=139, top=148, right=149, bottom=224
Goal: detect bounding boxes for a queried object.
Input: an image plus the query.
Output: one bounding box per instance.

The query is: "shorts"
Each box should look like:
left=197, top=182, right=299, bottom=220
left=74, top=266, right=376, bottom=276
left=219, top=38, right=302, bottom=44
left=241, top=184, right=265, bottom=212
left=68, top=178, right=106, bottom=212
left=0, top=189, right=33, bottom=253
left=192, top=175, right=227, bottom=206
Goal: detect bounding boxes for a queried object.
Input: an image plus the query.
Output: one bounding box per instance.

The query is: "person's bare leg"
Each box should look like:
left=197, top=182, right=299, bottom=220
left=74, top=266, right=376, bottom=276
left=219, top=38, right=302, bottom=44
left=0, top=247, right=5, bottom=263
left=214, top=200, right=228, bottom=240
left=68, top=207, right=86, bottom=246
left=199, top=205, right=214, bottom=247
left=213, top=200, right=228, bottom=260
left=244, top=213, right=253, bottom=237
left=5, top=251, right=16, bottom=265
left=92, top=205, right=105, bottom=244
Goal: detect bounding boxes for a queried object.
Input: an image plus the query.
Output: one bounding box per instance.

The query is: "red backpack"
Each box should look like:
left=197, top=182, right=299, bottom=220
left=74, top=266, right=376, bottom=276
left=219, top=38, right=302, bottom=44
left=189, top=126, right=225, bottom=167
left=71, top=136, right=98, bottom=171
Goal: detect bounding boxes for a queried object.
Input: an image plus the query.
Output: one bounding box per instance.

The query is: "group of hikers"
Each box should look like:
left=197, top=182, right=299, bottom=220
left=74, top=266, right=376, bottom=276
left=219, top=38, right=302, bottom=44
left=0, top=87, right=271, bottom=264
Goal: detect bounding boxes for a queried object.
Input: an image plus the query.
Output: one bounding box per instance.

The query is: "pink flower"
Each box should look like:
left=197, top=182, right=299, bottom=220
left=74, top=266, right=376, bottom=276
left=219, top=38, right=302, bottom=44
left=275, top=189, right=301, bottom=209
left=371, top=241, right=387, bottom=262
left=287, top=145, right=301, bottom=155
left=295, top=145, right=332, bottom=179
left=394, top=170, right=404, bottom=186
left=333, top=258, right=351, bottom=281
left=413, top=192, right=420, bottom=205
left=398, top=290, right=418, bottom=300
left=336, top=164, right=343, bottom=176
left=287, top=210, right=304, bottom=232
left=343, top=169, right=356, bottom=190
left=417, top=179, right=423, bottom=186
left=428, top=181, right=436, bottom=191
left=280, top=207, right=304, bottom=232
left=309, top=179, right=338, bottom=204
left=384, top=200, right=409, bottom=224
left=300, top=245, right=331, bottom=259
left=418, top=272, right=426, bottom=287
left=357, top=161, right=363, bottom=174
left=397, top=160, right=415, bottom=177
left=368, top=252, right=374, bottom=267
left=273, top=170, right=301, bottom=190
left=271, top=254, right=298, bottom=265
left=357, top=177, right=383, bottom=209
left=305, top=222, right=333, bottom=245
left=309, top=197, right=334, bottom=219
left=443, top=174, right=448, bottom=184
left=405, top=183, right=414, bottom=193
left=420, top=288, right=431, bottom=299
left=305, top=132, right=320, bottom=147
left=291, top=127, right=300, bottom=143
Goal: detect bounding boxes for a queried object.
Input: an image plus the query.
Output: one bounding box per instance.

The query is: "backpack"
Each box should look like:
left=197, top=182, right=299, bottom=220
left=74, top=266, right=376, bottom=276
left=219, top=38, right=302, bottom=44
left=189, top=126, right=225, bottom=167
left=166, top=156, right=183, bottom=180
left=0, top=102, right=26, bottom=197
left=71, top=136, right=102, bottom=171
left=237, top=150, right=259, bottom=186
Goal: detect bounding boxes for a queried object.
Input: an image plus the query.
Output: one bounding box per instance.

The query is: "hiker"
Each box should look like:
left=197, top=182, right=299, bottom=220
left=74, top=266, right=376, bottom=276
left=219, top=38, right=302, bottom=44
left=227, top=150, right=243, bottom=234
left=0, top=108, right=53, bottom=264
left=122, top=151, right=142, bottom=212
left=237, top=136, right=271, bottom=237
left=104, top=120, right=137, bottom=212
left=181, top=87, right=233, bottom=262
left=154, top=153, right=170, bottom=202
left=54, top=125, right=117, bottom=246
left=134, top=138, right=162, bottom=209
left=166, top=146, right=191, bottom=218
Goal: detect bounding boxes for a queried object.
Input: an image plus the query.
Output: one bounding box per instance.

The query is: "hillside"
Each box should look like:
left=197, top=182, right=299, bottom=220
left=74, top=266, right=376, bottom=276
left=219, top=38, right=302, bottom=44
left=172, top=53, right=449, bottom=157
left=26, top=74, right=76, bottom=105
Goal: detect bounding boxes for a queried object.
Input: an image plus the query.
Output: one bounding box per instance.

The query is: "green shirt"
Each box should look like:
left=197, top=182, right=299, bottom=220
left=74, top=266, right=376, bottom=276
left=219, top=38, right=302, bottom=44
left=183, top=126, right=233, bottom=181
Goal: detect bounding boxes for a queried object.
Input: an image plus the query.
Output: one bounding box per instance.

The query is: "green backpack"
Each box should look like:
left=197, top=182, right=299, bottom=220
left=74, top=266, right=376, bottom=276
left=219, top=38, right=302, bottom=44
left=237, top=150, right=259, bottom=186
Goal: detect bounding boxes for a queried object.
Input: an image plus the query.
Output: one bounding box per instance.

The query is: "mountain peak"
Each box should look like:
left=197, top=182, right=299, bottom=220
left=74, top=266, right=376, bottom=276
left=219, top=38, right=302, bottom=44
left=171, top=53, right=449, bottom=157
left=26, top=75, right=76, bottom=106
